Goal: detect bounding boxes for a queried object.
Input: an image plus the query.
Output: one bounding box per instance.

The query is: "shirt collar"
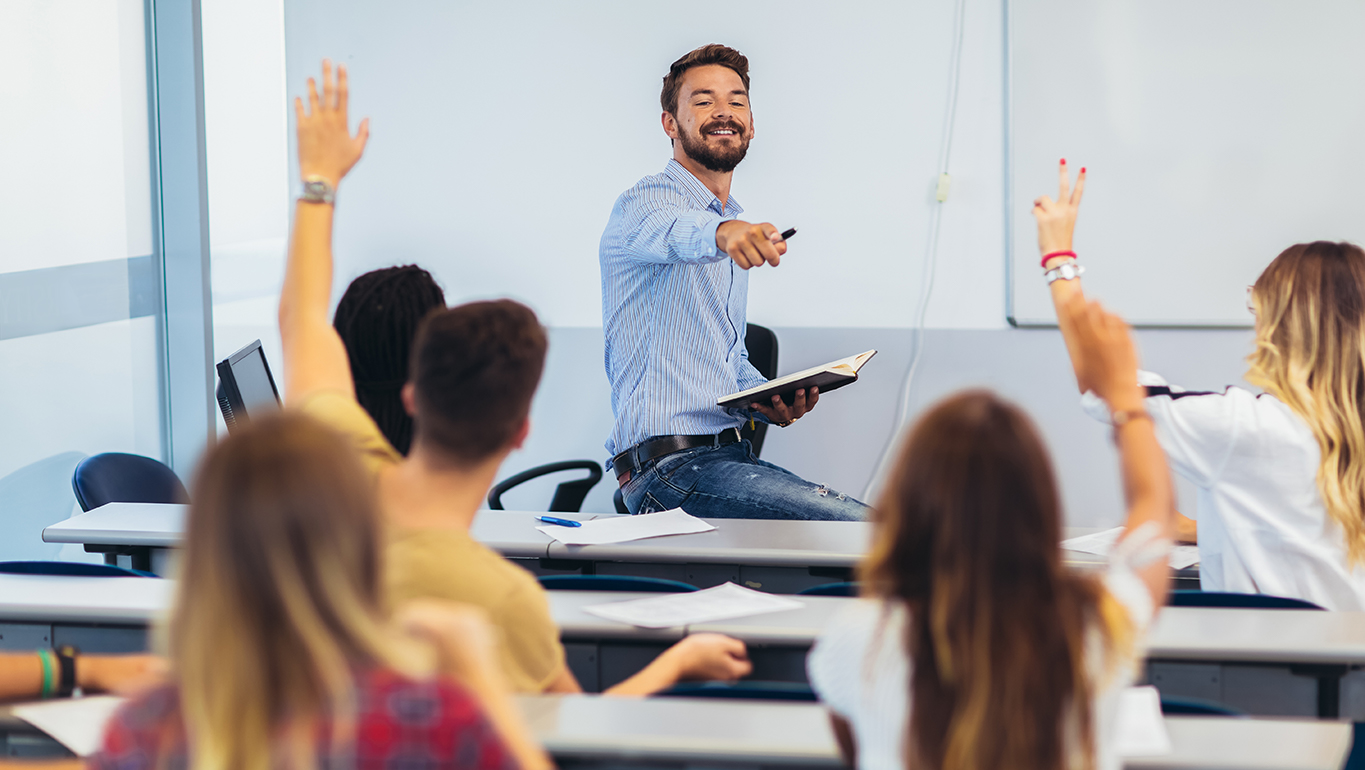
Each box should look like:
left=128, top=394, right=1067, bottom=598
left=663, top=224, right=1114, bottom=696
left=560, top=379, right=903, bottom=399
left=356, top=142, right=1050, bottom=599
left=664, top=159, right=743, bottom=216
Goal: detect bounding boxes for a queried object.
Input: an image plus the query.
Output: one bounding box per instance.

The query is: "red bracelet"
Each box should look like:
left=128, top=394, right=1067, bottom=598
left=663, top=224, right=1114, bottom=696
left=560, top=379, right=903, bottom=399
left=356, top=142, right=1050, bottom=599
left=1041, top=250, right=1076, bottom=268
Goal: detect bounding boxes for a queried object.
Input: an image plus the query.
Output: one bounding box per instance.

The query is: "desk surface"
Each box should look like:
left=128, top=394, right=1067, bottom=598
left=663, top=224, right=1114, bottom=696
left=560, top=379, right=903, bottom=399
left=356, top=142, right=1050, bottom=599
left=518, top=694, right=1352, bottom=770
left=44, top=504, right=1125, bottom=573
left=0, top=574, right=170, bottom=624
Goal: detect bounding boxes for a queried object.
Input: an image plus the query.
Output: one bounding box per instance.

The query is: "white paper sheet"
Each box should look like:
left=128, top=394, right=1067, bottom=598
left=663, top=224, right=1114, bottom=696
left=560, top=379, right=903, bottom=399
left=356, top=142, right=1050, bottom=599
left=536, top=507, right=715, bottom=546
left=1115, top=686, right=1173, bottom=757
left=1061, top=527, right=1200, bottom=570
left=13, top=695, right=126, bottom=757
left=583, top=582, right=804, bottom=628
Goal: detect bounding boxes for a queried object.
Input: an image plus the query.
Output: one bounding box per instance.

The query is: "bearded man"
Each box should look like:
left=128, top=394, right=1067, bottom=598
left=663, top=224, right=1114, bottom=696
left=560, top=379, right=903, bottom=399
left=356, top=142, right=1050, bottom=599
left=599, top=44, right=867, bottom=521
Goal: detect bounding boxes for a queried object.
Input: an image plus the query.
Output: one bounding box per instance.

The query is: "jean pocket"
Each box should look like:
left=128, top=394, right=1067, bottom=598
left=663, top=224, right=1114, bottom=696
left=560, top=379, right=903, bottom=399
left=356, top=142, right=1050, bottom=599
left=652, top=447, right=707, bottom=483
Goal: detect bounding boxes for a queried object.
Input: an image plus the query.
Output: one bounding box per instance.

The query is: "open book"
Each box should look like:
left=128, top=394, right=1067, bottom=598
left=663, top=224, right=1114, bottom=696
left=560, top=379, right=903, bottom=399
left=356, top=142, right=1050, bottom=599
left=718, top=350, right=877, bottom=409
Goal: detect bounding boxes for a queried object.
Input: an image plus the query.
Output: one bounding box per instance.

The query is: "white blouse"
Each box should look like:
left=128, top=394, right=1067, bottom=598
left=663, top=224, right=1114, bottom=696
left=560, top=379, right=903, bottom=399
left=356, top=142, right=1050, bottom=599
left=1083, top=371, right=1365, bottom=610
left=807, top=527, right=1164, bottom=770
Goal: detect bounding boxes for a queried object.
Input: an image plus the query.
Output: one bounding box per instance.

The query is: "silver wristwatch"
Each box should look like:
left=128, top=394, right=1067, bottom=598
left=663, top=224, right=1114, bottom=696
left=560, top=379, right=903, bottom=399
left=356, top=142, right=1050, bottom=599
left=299, top=177, right=336, bottom=205
left=1044, top=262, right=1085, bottom=284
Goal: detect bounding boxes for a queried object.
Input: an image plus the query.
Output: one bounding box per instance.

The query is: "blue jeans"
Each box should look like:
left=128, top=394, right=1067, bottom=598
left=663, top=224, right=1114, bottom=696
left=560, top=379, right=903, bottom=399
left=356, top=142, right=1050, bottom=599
left=620, top=441, right=868, bottom=521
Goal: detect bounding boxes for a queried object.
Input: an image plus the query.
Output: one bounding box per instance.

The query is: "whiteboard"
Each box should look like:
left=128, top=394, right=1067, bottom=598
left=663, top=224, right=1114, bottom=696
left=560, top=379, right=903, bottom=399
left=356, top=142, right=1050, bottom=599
left=1008, top=0, right=1365, bottom=327
left=281, top=0, right=960, bottom=328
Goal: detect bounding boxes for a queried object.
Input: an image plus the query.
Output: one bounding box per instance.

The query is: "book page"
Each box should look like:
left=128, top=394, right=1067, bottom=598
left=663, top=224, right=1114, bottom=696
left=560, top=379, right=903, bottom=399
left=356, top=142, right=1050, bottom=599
left=13, top=695, right=125, bottom=757
left=536, top=507, right=715, bottom=546
left=583, top=582, right=804, bottom=628
left=1061, top=527, right=1199, bottom=570
left=721, top=349, right=877, bottom=402
left=1115, top=686, right=1172, bottom=757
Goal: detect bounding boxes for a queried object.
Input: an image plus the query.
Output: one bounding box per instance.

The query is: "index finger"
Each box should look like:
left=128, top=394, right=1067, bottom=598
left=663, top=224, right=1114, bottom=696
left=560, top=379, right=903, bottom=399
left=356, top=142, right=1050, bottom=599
left=321, top=59, right=336, bottom=111
left=1058, top=158, right=1070, bottom=201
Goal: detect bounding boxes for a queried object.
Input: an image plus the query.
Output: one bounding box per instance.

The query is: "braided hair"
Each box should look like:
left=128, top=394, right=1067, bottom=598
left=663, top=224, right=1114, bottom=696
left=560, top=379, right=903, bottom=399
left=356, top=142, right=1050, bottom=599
left=333, top=265, right=446, bottom=455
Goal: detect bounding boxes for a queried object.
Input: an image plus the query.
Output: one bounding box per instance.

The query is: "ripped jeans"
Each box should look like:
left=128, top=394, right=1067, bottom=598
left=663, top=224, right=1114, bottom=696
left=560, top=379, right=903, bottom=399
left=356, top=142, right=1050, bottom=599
left=620, top=440, right=869, bottom=521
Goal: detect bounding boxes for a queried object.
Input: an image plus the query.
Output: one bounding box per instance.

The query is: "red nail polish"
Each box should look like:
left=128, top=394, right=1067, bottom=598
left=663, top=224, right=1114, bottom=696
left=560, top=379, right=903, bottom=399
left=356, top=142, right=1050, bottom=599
left=1080, top=167, right=1086, bottom=173
left=1060, top=158, right=1067, bottom=164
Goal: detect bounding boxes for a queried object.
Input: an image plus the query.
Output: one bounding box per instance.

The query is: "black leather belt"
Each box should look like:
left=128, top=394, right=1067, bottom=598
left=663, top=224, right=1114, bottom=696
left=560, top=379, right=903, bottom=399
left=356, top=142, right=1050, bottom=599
left=611, top=428, right=742, bottom=487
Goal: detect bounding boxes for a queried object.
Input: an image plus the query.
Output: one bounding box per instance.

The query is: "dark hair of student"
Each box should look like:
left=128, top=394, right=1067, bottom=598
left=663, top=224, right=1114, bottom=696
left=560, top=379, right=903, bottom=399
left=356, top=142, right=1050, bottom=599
left=333, top=265, right=446, bottom=455
left=409, top=299, right=548, bottom=466
left=660, top=43, right=751, bottom=116
left=862, top=390, right=1114, bottom=770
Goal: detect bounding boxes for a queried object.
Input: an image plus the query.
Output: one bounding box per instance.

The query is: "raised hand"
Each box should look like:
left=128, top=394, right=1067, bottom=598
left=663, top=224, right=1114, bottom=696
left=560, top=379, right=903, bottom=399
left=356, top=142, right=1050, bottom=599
left=1032, top=159, right=1086, bottom=266
left=1061, top=293, right=1143, bottom=410
left=295, top=59, right=370, bottom=187
left=716, top=220, right=788, bottom=269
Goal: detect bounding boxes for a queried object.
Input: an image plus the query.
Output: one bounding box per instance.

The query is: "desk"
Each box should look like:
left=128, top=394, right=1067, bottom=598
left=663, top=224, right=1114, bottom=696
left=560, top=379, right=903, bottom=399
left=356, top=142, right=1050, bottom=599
left=519, top=694, right=1352, bottom=770
left=2, top=572, right=1356, bottom=717
left=0, top=694, right=1349, bottom=769
left=45, top=504, right=1177, bottom=593
left=0, top=574, right=167, bottom=653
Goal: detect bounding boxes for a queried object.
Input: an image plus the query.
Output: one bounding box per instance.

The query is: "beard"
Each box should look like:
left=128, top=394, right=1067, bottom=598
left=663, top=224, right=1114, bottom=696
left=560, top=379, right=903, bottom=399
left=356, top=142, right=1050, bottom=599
left=678, top=119, right=750, bottom=173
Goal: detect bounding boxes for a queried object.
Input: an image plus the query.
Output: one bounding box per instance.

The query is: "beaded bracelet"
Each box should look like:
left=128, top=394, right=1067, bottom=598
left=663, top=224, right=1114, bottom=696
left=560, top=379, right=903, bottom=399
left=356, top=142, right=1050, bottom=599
left=38, top=649, right=56, bottom=698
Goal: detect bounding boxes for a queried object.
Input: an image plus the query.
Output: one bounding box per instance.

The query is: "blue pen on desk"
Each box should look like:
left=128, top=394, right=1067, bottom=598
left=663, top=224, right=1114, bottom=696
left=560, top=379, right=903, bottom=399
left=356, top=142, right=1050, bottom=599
left=537, top=516, right=583, bottom=528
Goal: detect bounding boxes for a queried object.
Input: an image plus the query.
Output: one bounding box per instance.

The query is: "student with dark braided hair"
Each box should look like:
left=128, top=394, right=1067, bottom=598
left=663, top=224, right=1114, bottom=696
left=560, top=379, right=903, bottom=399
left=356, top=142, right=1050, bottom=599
left=333, top=265, right=446, bottom=455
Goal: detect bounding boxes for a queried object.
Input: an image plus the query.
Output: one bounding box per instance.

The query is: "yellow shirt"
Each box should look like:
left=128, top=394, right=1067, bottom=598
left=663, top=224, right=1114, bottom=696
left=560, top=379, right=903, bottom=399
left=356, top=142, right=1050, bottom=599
left=295, top=390, right=565, bottom=693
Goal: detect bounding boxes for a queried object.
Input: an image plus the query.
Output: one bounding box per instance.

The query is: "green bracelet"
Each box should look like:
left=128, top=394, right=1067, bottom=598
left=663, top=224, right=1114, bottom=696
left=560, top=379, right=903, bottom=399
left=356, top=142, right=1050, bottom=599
left=38, top=649, right=55, bottom=698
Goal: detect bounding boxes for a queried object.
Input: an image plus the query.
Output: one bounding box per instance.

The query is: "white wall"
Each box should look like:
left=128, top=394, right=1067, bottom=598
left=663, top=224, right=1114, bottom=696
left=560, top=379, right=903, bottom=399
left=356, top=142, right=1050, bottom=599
left=200, top=0, right=1266, bottom=528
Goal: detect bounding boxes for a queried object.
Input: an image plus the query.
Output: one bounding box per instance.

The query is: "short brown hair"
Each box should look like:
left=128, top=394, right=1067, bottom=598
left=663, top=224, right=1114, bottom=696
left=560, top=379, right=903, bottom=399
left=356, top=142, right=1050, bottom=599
left=660, top=44, right=750, bottom=116
left=409, top=299, right=548, bottom=465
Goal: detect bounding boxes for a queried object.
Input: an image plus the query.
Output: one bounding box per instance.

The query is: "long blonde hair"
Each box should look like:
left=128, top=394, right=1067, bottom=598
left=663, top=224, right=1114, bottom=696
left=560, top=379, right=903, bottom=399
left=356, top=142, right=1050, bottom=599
left=168, top=412, right=427, bottom=770
left=1247, top=241, right=1365, bottom=563
left=863, top=391, right=1130, bottom=770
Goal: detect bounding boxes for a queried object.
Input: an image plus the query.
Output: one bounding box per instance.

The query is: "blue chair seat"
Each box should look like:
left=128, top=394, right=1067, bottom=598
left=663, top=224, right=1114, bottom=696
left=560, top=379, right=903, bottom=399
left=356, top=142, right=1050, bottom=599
left=798, top=582, right=860, bottom=597
left=0, top=560, right=155, bottom=578
left=1168, top=590, right=1324, bottom=610
left=658, top=681, right=817, bottom=701
left=537, top=575, right=697, bottom=593
left=1159, top=695, right=1246, bottom=716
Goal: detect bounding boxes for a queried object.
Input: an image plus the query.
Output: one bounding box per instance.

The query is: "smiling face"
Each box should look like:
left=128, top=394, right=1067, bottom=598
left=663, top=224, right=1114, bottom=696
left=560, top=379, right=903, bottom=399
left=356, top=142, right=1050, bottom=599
left=664, top=64, right=753, bottom=174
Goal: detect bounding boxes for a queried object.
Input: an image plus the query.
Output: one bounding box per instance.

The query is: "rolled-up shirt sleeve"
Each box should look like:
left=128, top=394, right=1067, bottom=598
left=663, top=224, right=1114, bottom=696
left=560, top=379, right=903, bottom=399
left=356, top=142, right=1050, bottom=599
left=618, top=179, right=731, bottom=264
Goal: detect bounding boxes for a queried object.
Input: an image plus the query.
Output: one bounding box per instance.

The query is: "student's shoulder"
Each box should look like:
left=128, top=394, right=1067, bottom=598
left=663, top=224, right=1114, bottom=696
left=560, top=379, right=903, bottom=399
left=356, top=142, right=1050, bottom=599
left=386, top=527, right=539, bottom=607
left=94, top=683, right=185, bottom=764
left=810, top=599, right=896, bottom=668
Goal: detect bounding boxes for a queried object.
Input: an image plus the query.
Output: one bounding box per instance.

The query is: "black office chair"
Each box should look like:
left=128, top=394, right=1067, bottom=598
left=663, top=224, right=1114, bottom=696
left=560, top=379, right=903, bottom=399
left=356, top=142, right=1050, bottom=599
left=739, top=323, right=779, bottom=457
left=538, top=575, right=697, bottom=593
left=1167, top=590, right=1325, bottom=610
left=487, top=460, right=604, bottom=513
left=71, top=453, right=188, bottom=512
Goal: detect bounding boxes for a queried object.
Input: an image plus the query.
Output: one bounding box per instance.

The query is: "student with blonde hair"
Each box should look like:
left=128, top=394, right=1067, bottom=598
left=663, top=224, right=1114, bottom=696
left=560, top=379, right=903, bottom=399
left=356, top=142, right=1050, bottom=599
left=808, top=298, right=1176, bottom=770
left=1036, top=161, right=1365, bottom=609
left=88, top=413, right=549, bottom=770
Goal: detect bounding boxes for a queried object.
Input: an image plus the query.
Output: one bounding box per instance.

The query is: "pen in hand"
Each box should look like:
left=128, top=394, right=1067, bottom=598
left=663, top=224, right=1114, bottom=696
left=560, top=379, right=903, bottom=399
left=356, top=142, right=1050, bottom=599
left=780, top=227, right=797, bottom=241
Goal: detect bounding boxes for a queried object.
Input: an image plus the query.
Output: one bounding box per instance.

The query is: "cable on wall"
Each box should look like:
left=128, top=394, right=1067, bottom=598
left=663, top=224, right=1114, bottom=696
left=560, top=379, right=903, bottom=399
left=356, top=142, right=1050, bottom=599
left=861, top=0, right=970, bottom=500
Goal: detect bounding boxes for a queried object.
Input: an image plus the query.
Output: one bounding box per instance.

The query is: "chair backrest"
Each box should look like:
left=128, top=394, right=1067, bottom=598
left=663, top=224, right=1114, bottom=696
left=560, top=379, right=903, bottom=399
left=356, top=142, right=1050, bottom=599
left=798, top=581, right=861, bottom=597
left=0, top=560, right=154, bottom=578
left=487, top=460, right=604, bottom=513
left=740, top=323, right=779, bottom=457
left=537, top=575, right=697, bottom=593
left=1159, top=695, right=1246, bottom=716
left=658, top=681, right=817, bottom=701
left=1343, top=723, right=1365, bottom=770
left=71, top=453, right=188, bottom=512
left=1168, top=590, right=1325, bottom=610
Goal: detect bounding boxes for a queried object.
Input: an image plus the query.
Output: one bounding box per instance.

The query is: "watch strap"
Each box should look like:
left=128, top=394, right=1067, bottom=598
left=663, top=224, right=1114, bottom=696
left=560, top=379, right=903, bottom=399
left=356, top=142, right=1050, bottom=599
left=55, top=645, right=78, bottom=697
left=1045, top=262, right=1085, bottom=284
left=299, top=176, right=336, bottom=205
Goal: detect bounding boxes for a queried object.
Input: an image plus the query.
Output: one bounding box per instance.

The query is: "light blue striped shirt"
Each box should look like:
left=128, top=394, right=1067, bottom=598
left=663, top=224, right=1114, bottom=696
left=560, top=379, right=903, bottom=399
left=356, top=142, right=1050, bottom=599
left=601, top=160, right=769, bottom=456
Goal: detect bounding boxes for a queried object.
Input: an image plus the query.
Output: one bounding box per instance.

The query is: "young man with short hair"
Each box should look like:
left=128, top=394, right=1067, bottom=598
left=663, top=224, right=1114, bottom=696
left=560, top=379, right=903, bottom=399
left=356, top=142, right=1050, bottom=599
left=601, top=44, right=868, bottom=520
left=279, top=60, right=751, bottom=695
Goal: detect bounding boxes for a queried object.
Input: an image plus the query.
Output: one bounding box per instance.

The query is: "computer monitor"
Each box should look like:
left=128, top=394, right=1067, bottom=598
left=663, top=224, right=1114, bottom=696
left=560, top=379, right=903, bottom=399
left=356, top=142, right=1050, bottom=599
left=215, top=339, right=281, bottom=433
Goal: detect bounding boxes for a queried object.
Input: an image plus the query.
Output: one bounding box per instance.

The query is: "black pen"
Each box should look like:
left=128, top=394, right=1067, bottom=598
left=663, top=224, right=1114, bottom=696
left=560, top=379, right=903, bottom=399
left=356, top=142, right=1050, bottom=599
left=780, top=227, right=797, bottom=241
